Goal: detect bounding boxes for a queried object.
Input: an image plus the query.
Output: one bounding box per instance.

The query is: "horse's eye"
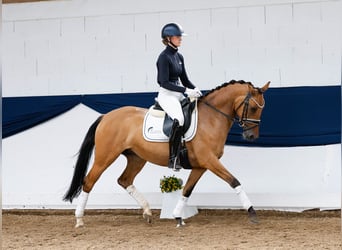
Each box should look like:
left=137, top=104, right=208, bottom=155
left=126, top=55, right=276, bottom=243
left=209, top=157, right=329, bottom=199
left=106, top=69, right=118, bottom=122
left=250, top=107, right=258, bottom=113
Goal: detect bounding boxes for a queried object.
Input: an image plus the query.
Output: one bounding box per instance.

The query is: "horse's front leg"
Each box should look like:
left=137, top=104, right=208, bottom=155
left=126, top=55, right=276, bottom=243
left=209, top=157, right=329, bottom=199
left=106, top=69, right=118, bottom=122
left=172, top=168, right=206, bottom=227
left=207, top=156, right=258, bottom=223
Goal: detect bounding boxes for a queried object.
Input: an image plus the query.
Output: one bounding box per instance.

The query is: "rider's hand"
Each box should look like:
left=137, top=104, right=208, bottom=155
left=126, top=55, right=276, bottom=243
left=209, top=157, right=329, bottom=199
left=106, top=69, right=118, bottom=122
left=194, top=87, right=203, bottom=97
left=185, top=88, right=201, bottom=98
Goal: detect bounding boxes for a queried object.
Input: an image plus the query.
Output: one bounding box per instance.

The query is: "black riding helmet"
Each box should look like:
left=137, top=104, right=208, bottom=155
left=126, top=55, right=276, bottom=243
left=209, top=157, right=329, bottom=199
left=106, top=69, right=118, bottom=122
left=161, top=23, right=186, bottom=38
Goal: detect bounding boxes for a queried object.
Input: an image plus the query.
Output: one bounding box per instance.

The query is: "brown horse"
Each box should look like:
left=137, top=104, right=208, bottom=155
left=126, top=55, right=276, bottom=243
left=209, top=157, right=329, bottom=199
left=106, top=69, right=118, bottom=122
left=64, top=80, right=270, bottom=227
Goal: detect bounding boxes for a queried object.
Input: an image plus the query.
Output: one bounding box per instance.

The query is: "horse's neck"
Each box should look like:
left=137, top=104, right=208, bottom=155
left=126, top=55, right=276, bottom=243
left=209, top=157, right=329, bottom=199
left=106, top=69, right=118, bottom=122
left=204, top=85, right=239, bottom=119
left=198, top=86, right=239, bottom=142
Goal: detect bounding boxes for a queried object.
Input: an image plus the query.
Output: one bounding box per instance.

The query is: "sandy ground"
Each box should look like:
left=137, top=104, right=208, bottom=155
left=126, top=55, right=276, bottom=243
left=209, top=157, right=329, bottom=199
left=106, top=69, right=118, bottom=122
left=2, top=209, right=341, bottom=250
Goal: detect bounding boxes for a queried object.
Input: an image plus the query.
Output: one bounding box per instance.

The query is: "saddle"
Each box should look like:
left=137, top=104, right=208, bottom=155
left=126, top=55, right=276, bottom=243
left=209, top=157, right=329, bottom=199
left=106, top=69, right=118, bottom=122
left=143, top=98, right=197, bottom=170
left=153, top=98, right=196, bottom=137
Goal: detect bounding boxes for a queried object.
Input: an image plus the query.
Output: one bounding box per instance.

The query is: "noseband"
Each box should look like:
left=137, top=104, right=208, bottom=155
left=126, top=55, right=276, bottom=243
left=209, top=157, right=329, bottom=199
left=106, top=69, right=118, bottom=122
left=201, top=92, right=265, bottom=131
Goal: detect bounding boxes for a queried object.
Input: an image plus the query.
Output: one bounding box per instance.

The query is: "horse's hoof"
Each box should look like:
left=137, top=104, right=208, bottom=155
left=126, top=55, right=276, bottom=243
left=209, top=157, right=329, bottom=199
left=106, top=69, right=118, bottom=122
left=175, top=217, right=186, bottom=228
left=248, top=206, right=259, bottom=224
left=143, top=212, right=153, bottom=223
left=75, top=217, right=84, bottom=228
left=249, top=215, right=259, bottom=224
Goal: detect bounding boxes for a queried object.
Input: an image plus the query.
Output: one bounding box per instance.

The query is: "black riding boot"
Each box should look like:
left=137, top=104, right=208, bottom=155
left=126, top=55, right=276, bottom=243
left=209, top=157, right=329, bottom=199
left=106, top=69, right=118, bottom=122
left=168, top=119, right=183, bottom=171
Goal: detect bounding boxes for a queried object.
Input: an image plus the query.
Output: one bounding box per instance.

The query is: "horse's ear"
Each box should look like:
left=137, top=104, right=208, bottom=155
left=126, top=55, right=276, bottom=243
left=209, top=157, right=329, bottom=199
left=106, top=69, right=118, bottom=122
left=260, top=81, right=271, bottom=93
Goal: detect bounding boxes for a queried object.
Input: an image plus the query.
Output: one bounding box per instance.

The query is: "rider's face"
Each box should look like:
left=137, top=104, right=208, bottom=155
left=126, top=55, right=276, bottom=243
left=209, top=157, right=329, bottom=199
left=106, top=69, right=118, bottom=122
left=170, top=36, right=182, bottom=47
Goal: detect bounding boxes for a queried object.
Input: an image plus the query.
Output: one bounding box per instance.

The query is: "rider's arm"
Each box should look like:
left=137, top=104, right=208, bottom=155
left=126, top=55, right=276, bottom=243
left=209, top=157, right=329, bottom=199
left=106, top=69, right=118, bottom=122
left=178, top=53, right=196, bottom=89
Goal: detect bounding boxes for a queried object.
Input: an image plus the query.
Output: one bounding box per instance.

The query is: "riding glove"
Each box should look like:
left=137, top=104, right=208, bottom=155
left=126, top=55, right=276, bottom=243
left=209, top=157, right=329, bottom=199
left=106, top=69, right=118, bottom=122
left=194, top=87, right=203, bottom=97
left=185, top=88, right=201, bottom=98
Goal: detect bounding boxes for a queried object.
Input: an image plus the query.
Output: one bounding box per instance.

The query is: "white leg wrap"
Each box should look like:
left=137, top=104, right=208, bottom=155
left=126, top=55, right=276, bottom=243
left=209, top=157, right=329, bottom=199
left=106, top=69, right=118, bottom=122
left=126, top=185, right=151, bottom=215
left=172, top=196, right=188, bottom=218
left=235, top=185, right=252, bottom=210
left=75, top=191, right=89, bottom=218
left=74, top=191, right=89, bottom=228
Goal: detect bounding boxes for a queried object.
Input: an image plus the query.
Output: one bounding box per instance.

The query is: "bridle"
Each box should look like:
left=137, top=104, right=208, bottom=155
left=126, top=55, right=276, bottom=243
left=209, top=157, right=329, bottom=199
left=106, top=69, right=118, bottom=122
left=201, top=92, right=265, bottom=131
left=235, top=92, right=265, bottom=131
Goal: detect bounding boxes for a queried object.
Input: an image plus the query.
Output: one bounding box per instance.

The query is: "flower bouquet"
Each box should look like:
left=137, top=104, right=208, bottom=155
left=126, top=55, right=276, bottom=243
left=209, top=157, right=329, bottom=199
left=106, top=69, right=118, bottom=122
left=159, top=175, right=198, bottom=219
left=159, top=175, right=183, bottom=193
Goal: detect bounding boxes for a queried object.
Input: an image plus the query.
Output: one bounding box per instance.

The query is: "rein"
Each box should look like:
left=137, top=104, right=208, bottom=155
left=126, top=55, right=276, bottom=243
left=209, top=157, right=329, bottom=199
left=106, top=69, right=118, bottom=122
left=200, top=92, right=265, bottom=131
left=201, top=100, right=235, bottom=122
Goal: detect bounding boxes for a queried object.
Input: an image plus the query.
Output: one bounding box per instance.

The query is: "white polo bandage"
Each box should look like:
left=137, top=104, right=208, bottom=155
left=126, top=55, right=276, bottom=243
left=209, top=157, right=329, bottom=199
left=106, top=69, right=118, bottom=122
left=126, top=185, right=150, bottom=212
left=234, top=185, right=252, bottom=210
left=75, top=191, right=89, bottom=218
left=172, top=196, right=189, bottom=218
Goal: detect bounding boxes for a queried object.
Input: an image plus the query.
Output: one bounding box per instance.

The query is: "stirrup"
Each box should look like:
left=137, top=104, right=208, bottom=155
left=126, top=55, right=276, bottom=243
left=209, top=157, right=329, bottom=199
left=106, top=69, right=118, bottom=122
left=169, top=157, right=182, bottom=171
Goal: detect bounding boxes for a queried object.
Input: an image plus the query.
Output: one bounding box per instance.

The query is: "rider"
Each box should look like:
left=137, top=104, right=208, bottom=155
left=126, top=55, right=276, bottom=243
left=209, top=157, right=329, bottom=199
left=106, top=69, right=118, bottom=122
left=156, top=23, right=202, bottom=171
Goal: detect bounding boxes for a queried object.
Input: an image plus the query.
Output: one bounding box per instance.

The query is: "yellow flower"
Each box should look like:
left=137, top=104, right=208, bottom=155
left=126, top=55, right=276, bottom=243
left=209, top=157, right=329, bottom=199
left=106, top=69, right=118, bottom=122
left=160, top=175, right=183, bottom=193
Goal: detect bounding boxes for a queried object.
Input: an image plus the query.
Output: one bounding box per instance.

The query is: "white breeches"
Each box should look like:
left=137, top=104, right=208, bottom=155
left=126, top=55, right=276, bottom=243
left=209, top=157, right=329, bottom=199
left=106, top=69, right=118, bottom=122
left=157, top=87, right=185, bottom=126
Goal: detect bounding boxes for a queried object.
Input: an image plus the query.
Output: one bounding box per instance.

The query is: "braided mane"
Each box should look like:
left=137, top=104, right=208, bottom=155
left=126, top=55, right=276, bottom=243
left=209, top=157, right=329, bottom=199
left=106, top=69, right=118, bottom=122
left=201, top=80, right=260, bottom=99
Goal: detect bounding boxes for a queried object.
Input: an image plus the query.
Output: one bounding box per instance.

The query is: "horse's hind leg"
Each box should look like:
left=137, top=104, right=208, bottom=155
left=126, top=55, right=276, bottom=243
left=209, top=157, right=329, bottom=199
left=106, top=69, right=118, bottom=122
left=75, top=153, right=121, bottom=228
left=117, top=152, right=152, bottom=222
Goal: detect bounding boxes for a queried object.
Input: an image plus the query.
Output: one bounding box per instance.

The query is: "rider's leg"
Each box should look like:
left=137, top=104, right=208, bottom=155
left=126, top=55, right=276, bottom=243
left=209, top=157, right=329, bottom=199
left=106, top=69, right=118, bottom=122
left=168, top=119, right=183, bottom=170
left=157, top=87, right=185, bottom=170
left=157, top=87, right=185, bottom=126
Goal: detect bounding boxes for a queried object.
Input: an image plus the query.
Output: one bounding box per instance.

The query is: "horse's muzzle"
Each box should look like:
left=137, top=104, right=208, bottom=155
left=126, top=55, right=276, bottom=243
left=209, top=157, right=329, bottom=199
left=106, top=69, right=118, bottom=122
left=242, top=130, right=257, bottom=141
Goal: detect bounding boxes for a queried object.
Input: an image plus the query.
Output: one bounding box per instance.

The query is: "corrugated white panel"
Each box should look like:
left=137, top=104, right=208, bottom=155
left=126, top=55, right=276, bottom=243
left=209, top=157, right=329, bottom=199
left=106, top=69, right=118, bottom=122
left=238, top=6, right=265, bottom=27
left=60, top=17, right=85, bottom=37
left=293, top=2, right=322, bottom=24
left=265, top=4, right=293, bottom=25
left=3, top=1, right=341, bottom=95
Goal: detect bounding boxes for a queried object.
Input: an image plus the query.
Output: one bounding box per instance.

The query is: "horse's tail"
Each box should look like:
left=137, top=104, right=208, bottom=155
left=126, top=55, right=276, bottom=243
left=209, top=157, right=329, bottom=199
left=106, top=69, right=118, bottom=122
left=63, top=115, right=103, bottom=203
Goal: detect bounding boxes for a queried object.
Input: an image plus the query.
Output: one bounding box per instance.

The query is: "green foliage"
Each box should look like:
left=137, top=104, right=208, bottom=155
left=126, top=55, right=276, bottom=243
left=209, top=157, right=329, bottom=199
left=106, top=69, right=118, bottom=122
left=159, top=175, right=183, bottom=193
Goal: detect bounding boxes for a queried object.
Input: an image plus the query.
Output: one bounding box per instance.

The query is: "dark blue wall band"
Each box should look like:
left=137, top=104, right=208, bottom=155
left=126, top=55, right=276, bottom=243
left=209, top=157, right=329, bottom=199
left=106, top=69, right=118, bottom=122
left=2, top=86, right=341, bottom=147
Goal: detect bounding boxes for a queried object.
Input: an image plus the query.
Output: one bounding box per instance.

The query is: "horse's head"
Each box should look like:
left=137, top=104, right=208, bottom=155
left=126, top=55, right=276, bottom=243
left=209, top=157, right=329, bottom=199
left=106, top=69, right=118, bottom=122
left=234, top=81, right=270, bottom=141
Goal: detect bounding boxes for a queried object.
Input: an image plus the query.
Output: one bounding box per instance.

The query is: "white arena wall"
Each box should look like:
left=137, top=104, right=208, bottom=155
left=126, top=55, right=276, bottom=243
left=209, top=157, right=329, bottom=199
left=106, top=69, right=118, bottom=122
left=2, top=0, right=341, bottom=210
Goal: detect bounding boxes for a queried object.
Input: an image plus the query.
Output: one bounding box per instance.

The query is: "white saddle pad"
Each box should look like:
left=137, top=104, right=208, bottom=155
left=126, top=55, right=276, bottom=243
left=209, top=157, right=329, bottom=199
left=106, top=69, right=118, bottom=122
left=143, top=106, right=198, bottom=142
